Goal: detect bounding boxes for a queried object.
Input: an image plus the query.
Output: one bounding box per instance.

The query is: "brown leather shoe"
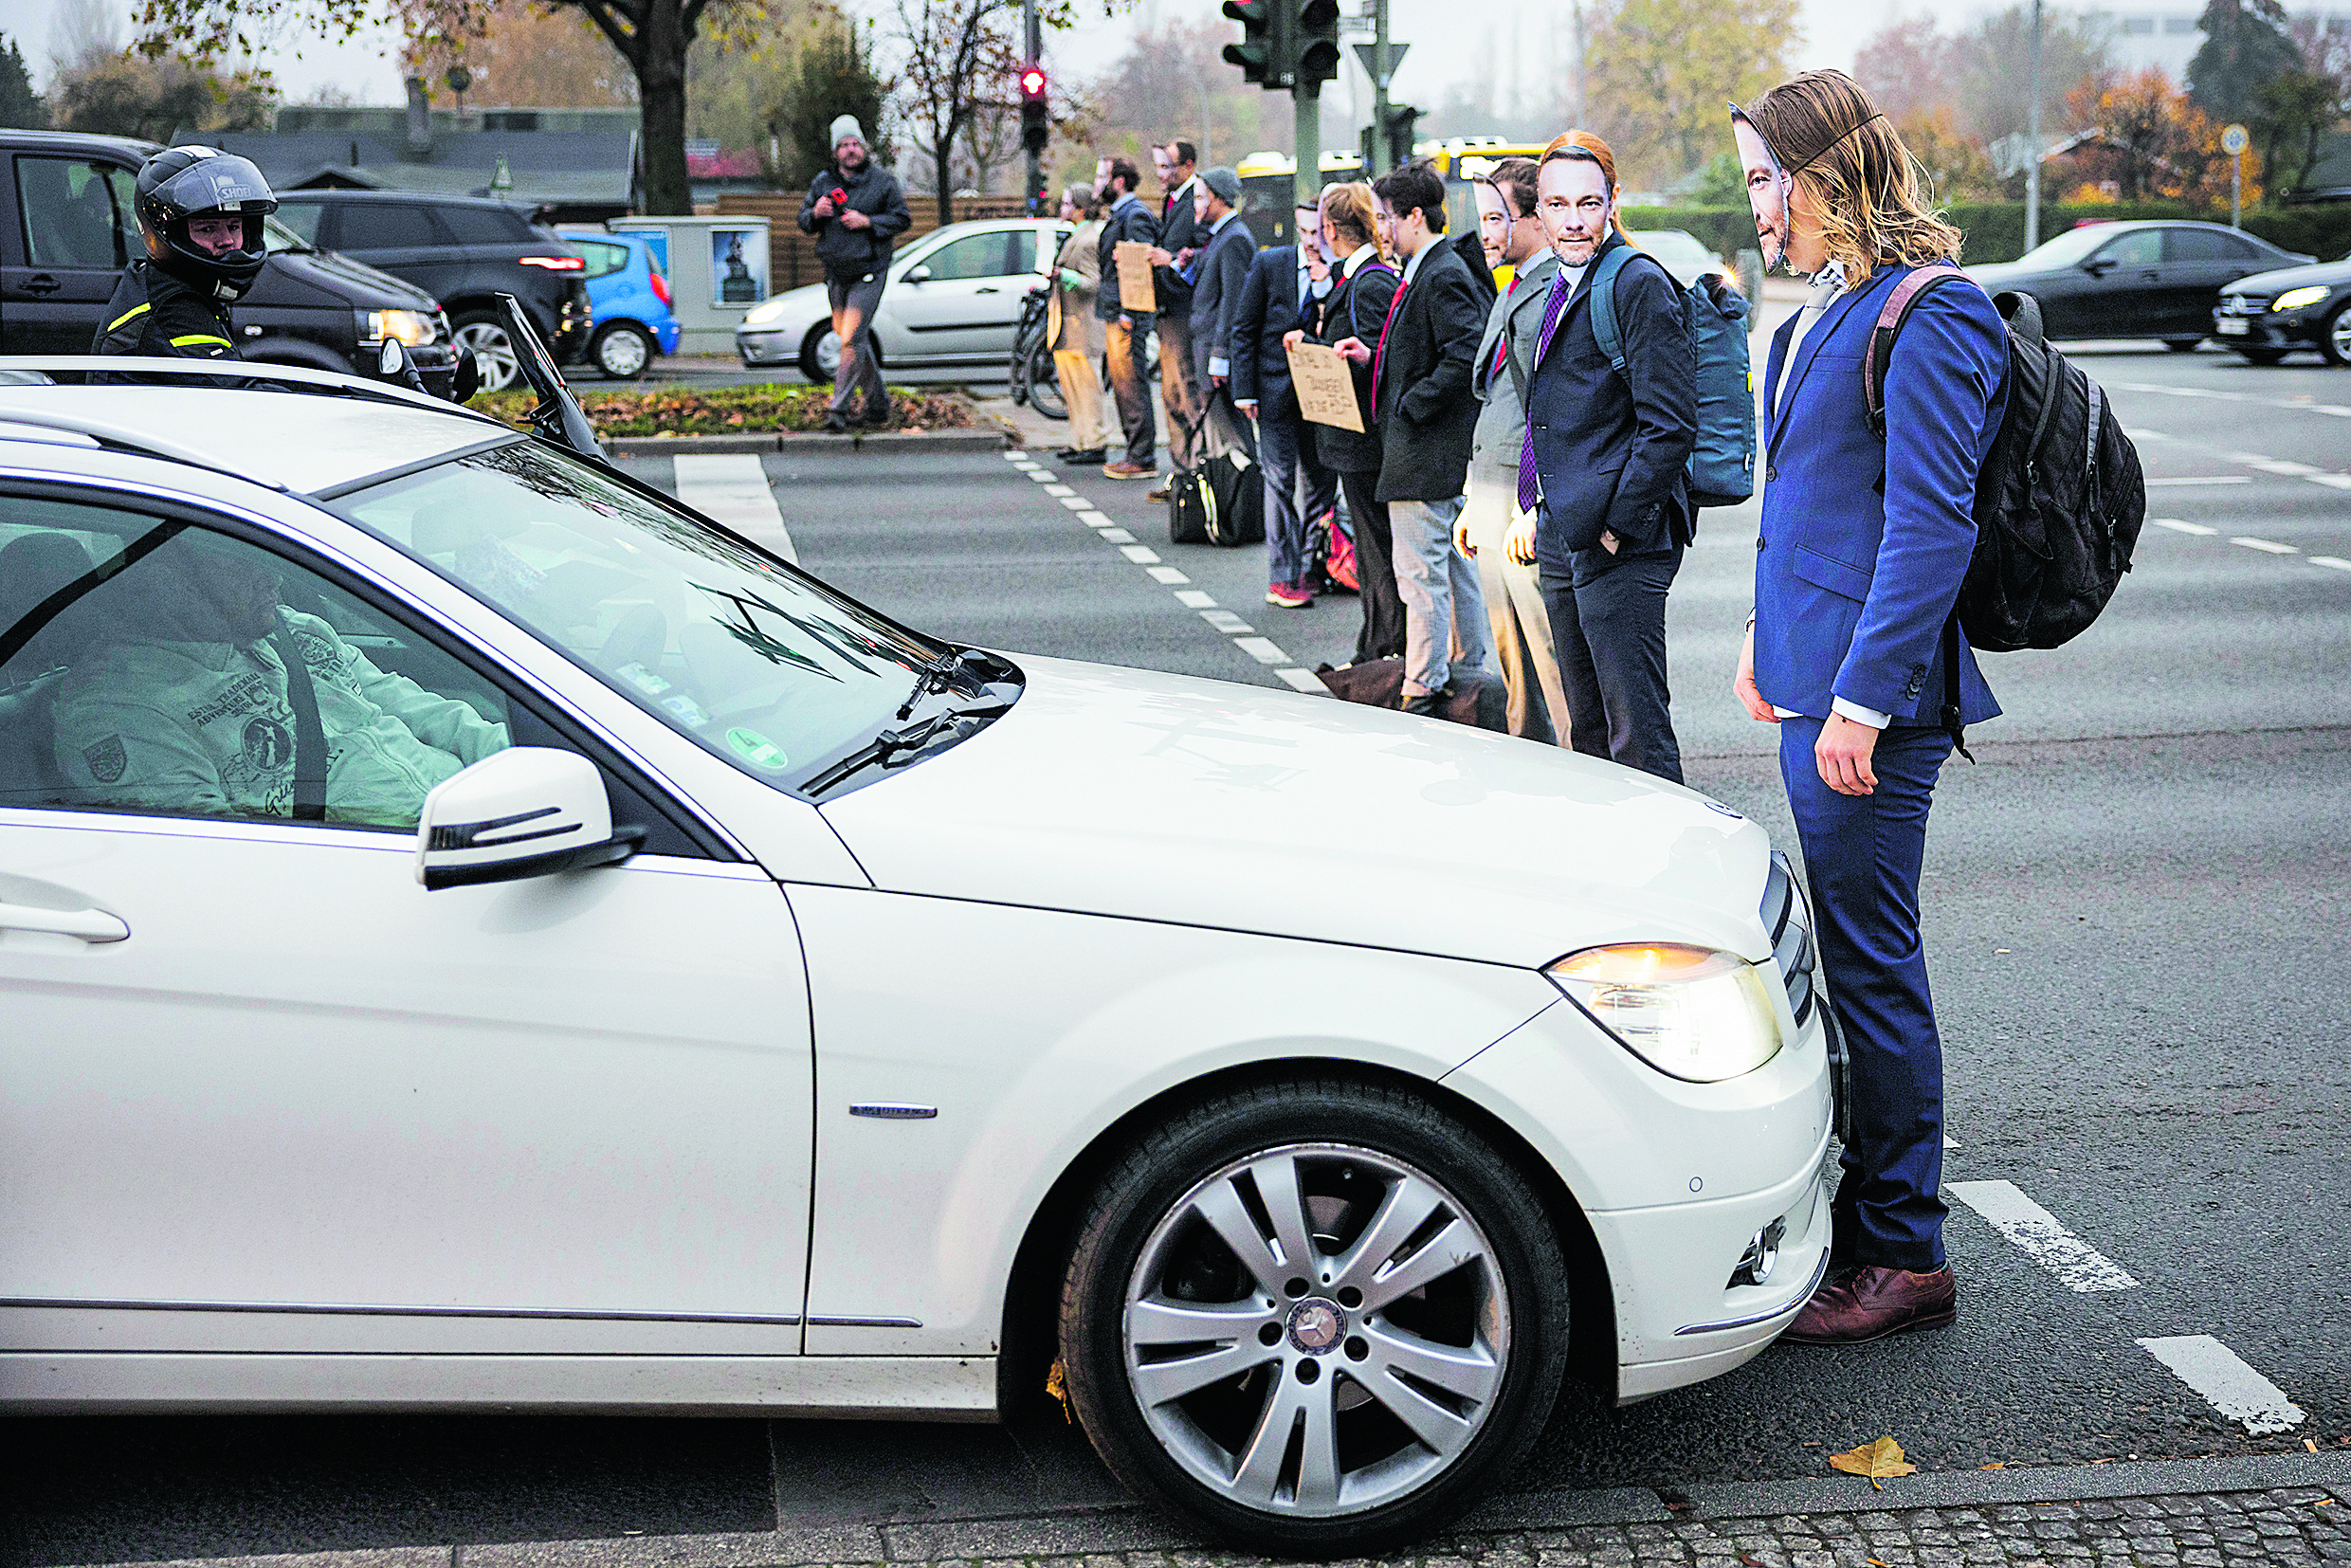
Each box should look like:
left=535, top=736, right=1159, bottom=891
left=1780, top=1265, right=1957, bottom=1345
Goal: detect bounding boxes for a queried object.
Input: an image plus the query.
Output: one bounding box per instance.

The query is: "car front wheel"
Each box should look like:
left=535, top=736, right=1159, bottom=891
left=592, top=320, right=655, bottom=379
left=2163, top=336, right=2203, bottom=353
left=1059, top=1078, right=1569, bottom=1553
left=2235, top=347, right=2287, bottom=366
left=452, top=313, right=521, bottom=392
left=799, top=323, right=841, bottom=384
left=2324, top=301, right=2351, bottom=368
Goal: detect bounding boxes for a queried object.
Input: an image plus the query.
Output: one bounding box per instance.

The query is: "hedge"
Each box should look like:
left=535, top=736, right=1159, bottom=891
left=1620, top=202, right=2351, bottom=267
left=469, top=383, right=975, bottom=438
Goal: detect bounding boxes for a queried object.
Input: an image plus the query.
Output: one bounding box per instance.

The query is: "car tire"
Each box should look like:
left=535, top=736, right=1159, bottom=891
left=592, top=321, right=655, bottom=379
left=1058, top=1076, right=1570, bottom=1554
left=2235, top=347, right=2287, bottom=367
left=798, top=322, right=841, bottom=385
left=451, top=313, right=521, bottom=392
left=2323, top=301, right=2351, bottom=368
left=2163, top=337, right=2203, bottom=353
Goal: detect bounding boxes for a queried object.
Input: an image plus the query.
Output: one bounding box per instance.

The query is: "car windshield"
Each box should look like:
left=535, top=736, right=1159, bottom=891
left=262, top=213, right=311, bottom=253
left=2011, top=227, right=2126, bottom=268
left=334, top=439, right=962, bottom=796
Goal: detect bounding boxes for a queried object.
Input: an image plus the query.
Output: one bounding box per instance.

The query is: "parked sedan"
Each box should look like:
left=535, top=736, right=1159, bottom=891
left=2213, top=251, right=2351, bottom=365
left=1966, top=220, right=2312, bottom=347
left=1627, top=228, right=1740, bottom=292
left=738, top=218, right=1070, bottom=382
left=0, top=356, right=1832, bottom=1553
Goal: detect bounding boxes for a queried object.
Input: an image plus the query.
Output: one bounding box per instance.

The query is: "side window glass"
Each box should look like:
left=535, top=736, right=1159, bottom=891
left=923, top=232, right=1010, bottom=281
left=440, top=206, right=528, bottom=246
left=2, top=501, right=511, bottom=830
left=574, top=239, right=629, bottom=279
left=105, top=167, right=140, bottom=262
left=1007, top=229, right=1037, bottom=275
left=335, top=204, right=439, bottom=251
left=274, top=201, right=324, bottom=244
left=16, top=157, right=127, bottom=269
left=2097, top=229, right=2162, bottom=268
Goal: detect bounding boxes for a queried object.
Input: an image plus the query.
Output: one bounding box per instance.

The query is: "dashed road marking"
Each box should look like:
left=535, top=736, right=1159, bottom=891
left=2144, top=476, right=2251, bottom=487
left=1948, top=1179, right=2139, bottom=1291
left=1201, top=610, right=1254, bottom=632
left=2313, top=556, right=2351, bottom=572
left=2123, top=427, right=2169, bottom=440
left=2309, top=473, right=2351, bottom=490
left=2115, top=383, right=2351, bottom=418
left=2138, top=1335, right=2306, bottom=1435
left=1043, top=483, right=1076, bottom=496
left=1275, top=667, right=1328, bottom=692
left=1146, top=565, right=1190, bottom=583
left=1058, top=495, right=1093, bottom=509
left=1232, top=636, right=1291, bottom=665
left=2227, top=453, right=2320, bottom=476
left=2152, top=519, right=2217, bottom=536
left=2231, top=536, right=2300, bottom=554
left=1098, top=528, right=1137, bottom=543
left=1120, top=544, right=1163, bottom=564
left=673, top=454, right=797, bottom=563
left=1174, top=589, right=1218, bottom=608
left=1075, top=509, right=1116, bottom=526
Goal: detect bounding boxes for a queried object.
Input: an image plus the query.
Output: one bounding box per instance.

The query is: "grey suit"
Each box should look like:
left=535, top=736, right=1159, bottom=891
left=1466, top=251, right=1573, bottom=744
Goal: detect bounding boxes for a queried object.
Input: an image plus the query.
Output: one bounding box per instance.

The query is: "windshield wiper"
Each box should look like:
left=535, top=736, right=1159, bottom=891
left=894, top=646, right=994, bottom=720
left=803, top=699, right=1011, bottom=796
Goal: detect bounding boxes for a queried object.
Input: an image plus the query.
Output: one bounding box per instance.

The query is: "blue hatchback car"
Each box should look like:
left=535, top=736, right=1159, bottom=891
left=559, top=228, right=682, bottom=378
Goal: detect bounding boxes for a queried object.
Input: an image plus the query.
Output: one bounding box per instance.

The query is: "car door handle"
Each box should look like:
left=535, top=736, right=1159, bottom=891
left=21, top=274, right=61, bottom=296
left=975, top=285, right=1000, bottom=294
left=0, top=901, right=130, bottom=942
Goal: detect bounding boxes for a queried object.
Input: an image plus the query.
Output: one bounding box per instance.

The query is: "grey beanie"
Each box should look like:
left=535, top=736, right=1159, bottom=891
left=829, top=115, right=866, bottom=151
left=1200, top=165, right=1244, bottom=205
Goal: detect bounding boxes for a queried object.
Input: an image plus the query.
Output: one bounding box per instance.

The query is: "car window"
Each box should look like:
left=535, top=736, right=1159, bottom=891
left=1007, top=229, right=1037, bottom=274
left=573, top=238, right=630, bottom=279
left=2166, top=228, right=2253, bottom=262
left=1, top=498, right=512, bottom=830
left=274, top=201, right=324, bottom=244
left=440, top=205, right=532, bottom=246
left=334, top=440, right=952, bottom=798
left=334, top=203, right=445, bottom=251
left=15, top=156, right=129, bottom=269
left=2094, top=229, right=2162, bottom=267
left=922, top=230, right=1016, bottom=281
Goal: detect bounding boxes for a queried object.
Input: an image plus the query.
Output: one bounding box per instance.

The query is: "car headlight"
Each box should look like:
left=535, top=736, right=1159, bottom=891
left=742, top=298, right=790, bottom=326
left=357, top=308, right=436, bottom=347
left=1545, top=943, right=1785, bottom=1083
left=2272, top=285, right=2329, bottom=313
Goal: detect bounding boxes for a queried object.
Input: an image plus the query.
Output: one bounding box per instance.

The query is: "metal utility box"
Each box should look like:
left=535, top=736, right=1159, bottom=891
left=606, top=214, right=773, bottom=354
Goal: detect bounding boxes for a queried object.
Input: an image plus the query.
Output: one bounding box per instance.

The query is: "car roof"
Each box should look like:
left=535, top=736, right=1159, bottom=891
left=0, top=383, right=511, bottom=497
left=0, top=129, right=161, bottom=158
left=276, top=190, right=535, bottom=212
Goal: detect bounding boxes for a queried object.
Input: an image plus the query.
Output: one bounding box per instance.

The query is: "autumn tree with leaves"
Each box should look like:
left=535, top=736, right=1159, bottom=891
left=1579, top=0, right=1800, bottom=186
left=2065, top=67, right=2249, bottom=206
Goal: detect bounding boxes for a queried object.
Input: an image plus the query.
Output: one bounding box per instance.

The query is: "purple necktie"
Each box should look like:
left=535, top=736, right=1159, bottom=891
left=1516, top=269, right=1575, bottom=514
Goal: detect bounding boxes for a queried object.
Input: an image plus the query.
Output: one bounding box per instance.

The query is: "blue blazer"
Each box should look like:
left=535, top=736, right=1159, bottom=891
left=1756, top=264, right=2008, bottom=726
left=1230, top=246, right=1306, bottom=423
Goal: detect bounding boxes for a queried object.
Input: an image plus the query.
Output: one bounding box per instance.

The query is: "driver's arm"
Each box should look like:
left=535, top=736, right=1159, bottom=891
left=51, top=689, right=237, bottom=815
left=297, top=615, right=509, bottom=764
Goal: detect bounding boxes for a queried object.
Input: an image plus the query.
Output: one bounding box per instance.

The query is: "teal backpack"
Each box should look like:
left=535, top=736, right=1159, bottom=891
left=1585, top=244, right=1757, bottom=510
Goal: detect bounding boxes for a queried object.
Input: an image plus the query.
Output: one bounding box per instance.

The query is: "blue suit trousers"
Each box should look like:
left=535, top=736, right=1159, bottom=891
left=1778, top=715, right=1953, bottom=1272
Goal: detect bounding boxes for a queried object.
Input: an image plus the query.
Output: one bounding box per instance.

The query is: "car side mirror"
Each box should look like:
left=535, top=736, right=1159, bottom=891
left=414, top=747, right=645, bottom=891
left=450, top=346, right=482, bottom=403
left=2083, top=258, right=2117, bottom=278
left=905, top=264, right=932, bottom=284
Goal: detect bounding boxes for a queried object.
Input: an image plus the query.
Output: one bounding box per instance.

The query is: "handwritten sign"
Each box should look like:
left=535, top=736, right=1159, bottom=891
left=1113, top=240, right=1157, bottom=315
left=1285, top=339, right=1363, bottom=433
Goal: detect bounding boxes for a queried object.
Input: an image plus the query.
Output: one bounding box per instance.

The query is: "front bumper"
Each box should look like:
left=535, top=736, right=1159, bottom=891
left=2213, top=301, right=2328, bottom=350
left=738, top=327, right=796, bottom=367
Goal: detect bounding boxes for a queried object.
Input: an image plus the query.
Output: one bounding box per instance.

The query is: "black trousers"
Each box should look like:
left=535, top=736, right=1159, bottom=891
left=1340, top=468, right=1404, bottom=663
left=1540, top=548, right=1684, bottom=784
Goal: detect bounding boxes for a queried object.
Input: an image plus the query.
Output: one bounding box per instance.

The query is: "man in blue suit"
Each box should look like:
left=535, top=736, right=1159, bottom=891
left=1729, top=72, right=2009, bottom=1345
left=1231, top=200, right=1339, bottom=608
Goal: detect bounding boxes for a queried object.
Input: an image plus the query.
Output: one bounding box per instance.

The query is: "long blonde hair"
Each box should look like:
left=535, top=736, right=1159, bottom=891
left=1740, top=69, right=1963, bottom=282
left=1319, top=181, right=1388, bottom=262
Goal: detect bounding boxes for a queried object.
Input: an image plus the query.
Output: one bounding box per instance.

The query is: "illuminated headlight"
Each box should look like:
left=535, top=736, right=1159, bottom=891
left=358, top=309, right=436, bottom=346
left=742, top=297, right=790, bottom=325
left=2272, top=285, right=2329, bottom=313
left=1545, top=943, right=1785, bottom=1083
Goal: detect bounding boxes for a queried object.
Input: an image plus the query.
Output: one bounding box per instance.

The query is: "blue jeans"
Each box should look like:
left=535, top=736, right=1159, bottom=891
left=1389, top=496, right=1492, bottom=697
left=1255, top=408, right=1332, bottom=588
left=1779, top=715, right=1955, bottom=1273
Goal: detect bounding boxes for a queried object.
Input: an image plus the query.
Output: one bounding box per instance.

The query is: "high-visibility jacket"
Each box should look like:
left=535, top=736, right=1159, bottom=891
left=91, top=261, right=242, bottom=369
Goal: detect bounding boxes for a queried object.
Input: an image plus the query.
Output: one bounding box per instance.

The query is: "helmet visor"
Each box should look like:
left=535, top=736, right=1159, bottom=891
left=149, top=153, right=278, bottom=223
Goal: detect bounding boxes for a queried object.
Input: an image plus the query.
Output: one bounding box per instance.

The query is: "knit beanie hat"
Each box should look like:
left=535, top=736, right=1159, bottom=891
left=829, top=116, right=866, bottom=152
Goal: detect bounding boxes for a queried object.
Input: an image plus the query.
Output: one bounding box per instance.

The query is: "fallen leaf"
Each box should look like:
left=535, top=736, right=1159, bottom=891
left=1829, top=1435, right=1918, bottom=1488
left=2306, top=1439, right=2320, bottom=1453
left=1044, top=1358, right=1072, bottom=1423
left=1980, top=1462, right=2007, bottom=1469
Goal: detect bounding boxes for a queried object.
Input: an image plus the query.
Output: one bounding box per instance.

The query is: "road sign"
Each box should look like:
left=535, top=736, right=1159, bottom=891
left=1352, top=40, right=1408, bottom=82
left=2222, top=122, right=2250, bottom=155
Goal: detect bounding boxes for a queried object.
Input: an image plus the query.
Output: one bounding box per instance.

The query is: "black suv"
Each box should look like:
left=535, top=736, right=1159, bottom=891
left=273, top=191, right=591, bottom=390
left=1, top=130, right=459, bottom=396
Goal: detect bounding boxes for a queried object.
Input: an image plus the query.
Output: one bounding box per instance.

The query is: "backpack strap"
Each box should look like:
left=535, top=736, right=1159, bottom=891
left=1583, top=243, right=1641, bottom=379
left=1864, top=260, right=1972, bottom=437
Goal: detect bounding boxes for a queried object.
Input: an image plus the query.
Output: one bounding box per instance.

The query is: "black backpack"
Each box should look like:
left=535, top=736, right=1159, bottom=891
left=1865, top=264, right=2146, bottom=656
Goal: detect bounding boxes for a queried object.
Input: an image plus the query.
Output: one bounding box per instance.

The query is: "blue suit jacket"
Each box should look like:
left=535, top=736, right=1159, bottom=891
left=1230, top=246, right=1307, bottom=423
left=1756, top=264, right=2008, bottom=726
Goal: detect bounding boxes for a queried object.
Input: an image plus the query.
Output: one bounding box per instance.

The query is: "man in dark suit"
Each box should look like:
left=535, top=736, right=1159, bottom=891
left=1522, top=136, right=1697, bottom=781
left=1232, top=199, right=1339, bottom=608
left=1145, top=140, right=1207, bottom=488
left=1340, top=161, right=1494, bottom=716
left=1188, top=167, right=1258, bottom=464
left=1092, top=155, right=1160, bottom=481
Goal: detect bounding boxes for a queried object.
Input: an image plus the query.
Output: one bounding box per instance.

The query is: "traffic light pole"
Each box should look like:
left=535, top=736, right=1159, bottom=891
left=1024, top=0, right=1044, bottom=214
left=1295, top=82, right=1320, bottom=216
left=1371, top=0, right=1392, bottom=176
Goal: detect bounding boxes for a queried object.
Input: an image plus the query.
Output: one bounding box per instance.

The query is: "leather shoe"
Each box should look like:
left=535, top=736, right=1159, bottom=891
left=1400, top=688, right=1447, bottom=717
left=1780, top=1265, right=1956, bottom=1344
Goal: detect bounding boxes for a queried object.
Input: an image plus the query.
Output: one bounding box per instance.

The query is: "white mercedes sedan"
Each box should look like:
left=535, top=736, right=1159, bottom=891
left=0, top=361, right=1832, bottom=1554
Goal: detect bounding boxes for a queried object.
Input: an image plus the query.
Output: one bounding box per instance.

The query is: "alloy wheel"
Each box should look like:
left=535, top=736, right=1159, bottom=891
left=1120, top=1141, right=1510, bottom=1519
left=595, top=323, right=651, bottom=379
left=2326, top=302, right=2351, bottom=368
left=454, top=320, right=520, bottom=392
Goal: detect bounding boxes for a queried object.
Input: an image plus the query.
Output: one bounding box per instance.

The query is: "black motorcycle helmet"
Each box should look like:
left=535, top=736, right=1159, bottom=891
left=134, top=146, right=278, bottom=300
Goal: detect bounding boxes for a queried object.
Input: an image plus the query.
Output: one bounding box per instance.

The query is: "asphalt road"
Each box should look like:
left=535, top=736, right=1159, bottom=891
left=5, top=339, right=2346, bottom=1566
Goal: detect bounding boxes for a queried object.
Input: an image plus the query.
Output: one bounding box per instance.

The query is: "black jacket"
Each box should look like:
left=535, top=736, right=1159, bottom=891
left=1230, top=246, right=1308, bottom=423
left=1524, top=230, right=1698, bottom=584
left=1372, top=231, right=1493, bottom=503
left=1297, top=248, right=1400, bottom=473
left=91, top=262, right=243, bottom=384
left=1095, top=195, right=1162, bottom=320
left=797, top=162, right=912, bottom=282
left=1188, top=215, right=1256, bottom=384
left=1156, top=176, right=1207, bottom=315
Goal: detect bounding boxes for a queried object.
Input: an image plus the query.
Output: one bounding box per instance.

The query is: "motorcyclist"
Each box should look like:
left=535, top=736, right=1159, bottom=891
left=92, top=146, right=278, bottom=374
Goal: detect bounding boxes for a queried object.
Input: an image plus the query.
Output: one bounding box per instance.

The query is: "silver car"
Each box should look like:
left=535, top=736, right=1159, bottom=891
left=738, top=218, right=1072, bottom=382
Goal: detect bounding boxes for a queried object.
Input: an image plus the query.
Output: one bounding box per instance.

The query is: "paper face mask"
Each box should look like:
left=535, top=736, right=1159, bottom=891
left=1730, top=112, right=1794, bottom=273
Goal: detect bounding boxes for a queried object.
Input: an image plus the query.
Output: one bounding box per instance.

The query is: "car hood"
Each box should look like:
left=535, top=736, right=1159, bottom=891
left=740, top=281, right=831, bottom=333
left=248, top=246, right=439, bottom=310
left=2223, top=257, right=2351, bottom=295
left=816, top=655, right=1776, bottom=969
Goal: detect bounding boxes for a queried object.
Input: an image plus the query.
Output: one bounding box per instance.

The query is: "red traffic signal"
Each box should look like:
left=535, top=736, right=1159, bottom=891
left=1018, top=64, right=1048, bottom=102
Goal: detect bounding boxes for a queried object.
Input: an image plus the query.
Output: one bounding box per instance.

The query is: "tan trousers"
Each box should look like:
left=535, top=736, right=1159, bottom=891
left=1157, top=316, right=1202, bottom=471
left=1461, top=471, right=1573, bottom=744
left=1052, top=349, right=1106, bottom=452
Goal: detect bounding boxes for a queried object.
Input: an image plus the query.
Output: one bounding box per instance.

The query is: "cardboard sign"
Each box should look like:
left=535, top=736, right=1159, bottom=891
left=1113, top=240, right=1157, bottom=315
left=1286, top=339, right=1364, bottom=433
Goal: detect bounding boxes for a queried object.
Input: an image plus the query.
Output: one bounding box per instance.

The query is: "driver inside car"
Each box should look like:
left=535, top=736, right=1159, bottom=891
left=46, top=536, right=508, bottom=827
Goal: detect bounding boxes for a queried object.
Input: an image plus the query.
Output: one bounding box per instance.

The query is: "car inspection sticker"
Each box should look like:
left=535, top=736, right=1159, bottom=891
left=726, top=727, right=791, bottom=771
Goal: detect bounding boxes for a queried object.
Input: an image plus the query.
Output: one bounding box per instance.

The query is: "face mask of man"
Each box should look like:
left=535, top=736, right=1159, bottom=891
left=1731, top=115, right=1795, bottom=273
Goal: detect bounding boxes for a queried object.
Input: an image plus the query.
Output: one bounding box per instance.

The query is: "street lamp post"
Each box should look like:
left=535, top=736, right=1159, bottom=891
left=2024, top=0, right=2042, bottom=255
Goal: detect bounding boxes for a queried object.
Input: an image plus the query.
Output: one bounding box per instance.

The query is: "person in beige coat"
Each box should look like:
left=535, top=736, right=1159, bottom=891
left=1048, top=187, right=1109, bottom=465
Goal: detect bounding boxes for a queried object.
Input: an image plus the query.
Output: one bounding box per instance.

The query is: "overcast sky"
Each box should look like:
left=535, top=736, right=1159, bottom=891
left=10, top=0, right=1969, bottom=125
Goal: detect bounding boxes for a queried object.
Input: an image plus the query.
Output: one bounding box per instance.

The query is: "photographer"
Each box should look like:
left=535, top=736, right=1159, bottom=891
left=798, top=117, right=912, bottom=434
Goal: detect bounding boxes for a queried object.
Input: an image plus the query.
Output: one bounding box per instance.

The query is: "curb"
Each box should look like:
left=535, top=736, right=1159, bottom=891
left=608, top=428, right=1011, bottom=457
left=38, top=1452, right=2349, bottom=1568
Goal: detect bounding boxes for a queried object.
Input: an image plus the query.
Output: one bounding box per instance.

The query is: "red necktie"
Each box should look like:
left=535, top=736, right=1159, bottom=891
left=1370, top=280, right=1410, bottom=408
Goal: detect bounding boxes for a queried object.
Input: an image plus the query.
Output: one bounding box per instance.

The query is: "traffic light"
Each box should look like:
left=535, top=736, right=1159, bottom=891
left=1377, top=102, right=1419, bottom=168
left=1294, top=0, right=1340, bottom=88
left=1223, top=0, right=1287, bottom=88
left=1018, top=64, right=1049, bottom=155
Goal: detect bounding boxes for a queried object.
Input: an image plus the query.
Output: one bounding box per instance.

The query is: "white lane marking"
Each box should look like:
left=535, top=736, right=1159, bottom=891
left=2153, top=519, right=2218, bottom=535
left=2312, top=556, right=2351, bottom=572
left=1175, top=590, right=1218, bottom=608
left=2145, top=476, right=2252, bottom=487
left=1147, top=565, right=1190, bottom=583
left=1121, top=544, right=1163, bottom=563
left=2138, top=1336, right=2306, bottom=1435
left=1075, top=509, right=1116, bottom=526
left=2229, top=454, right=2320, bottom=476
left=2115, top=383, right=2351, bottom=418
left=2230, top=536, right=2299, bottom=554
left=2309, top=473, right=2351, bottom=490
left=1058, top=495, right=1092, bottom=509
left=672, top=455, right=797, bottom=563
left=1043, top=483, right=1076, bottom=496
left=1232, top=636, right=1290, bottom=665
left=1948, top=1179, right=2139, bottom=1291
left=1201, top=610, right=1254, bottom=633
left=1943, top=1136, right=1959, bottom=1150
left=2123, top=428, right=2169, bottom=440
left=1275, top=667, right=1328, bottom=693
left=1025, top=469, right=1055, bottom=483
left=1098, top=528, right=1137, bottom=543
left=1002, top=449, right=1030, bottom=461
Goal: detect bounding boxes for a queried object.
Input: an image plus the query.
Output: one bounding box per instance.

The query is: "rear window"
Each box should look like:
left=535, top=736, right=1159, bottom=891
left=573, top=238, right=630, bottom=279
left=439, top=205, right=534, bottom=246
left=334, top=203, right=445, bottom=250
